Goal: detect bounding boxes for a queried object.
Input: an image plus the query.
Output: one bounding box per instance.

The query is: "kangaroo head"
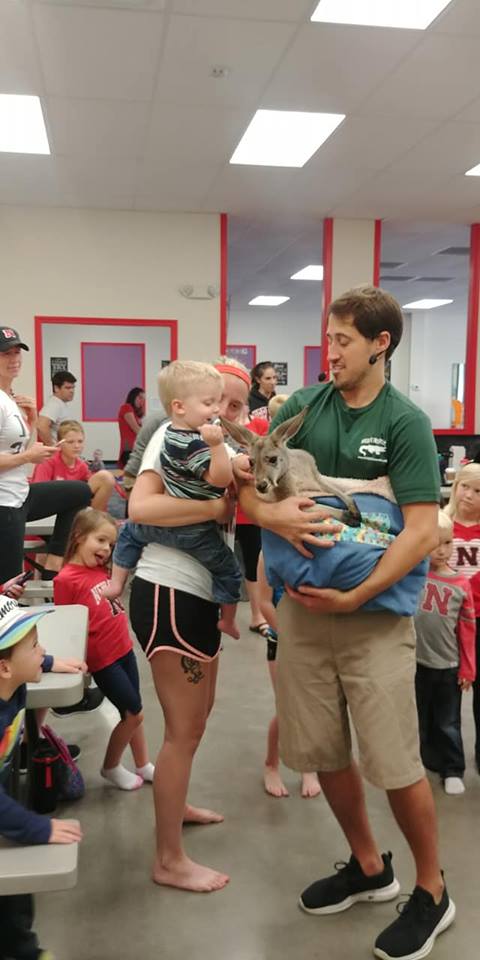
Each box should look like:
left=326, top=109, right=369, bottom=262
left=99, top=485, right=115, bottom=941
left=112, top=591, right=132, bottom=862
left=220, top=407, right=308, bottom=500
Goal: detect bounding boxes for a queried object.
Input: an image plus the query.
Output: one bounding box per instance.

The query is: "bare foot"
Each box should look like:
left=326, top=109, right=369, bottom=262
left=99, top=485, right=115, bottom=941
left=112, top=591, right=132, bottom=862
left=183, top=804, right=224, bottom=824
left=218, top=616, right=240, bottom=640
left=153, top=856, right=230, bottom=892
left=264, top=765, right=289, bottom=798
left=301, top=772, right=322, bottom=798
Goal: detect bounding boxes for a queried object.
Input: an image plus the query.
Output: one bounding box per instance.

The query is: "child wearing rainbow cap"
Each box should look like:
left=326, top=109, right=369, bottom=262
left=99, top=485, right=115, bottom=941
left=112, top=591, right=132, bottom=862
left=0, top=595, right=84, bottom=960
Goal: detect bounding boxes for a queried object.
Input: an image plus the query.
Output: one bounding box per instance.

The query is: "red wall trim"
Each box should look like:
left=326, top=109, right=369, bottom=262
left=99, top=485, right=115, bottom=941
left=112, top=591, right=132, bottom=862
left=220, top=213, right=228, bottom=356
left=373, top=219, right=382, bottom=286
left=35, top=316, right=177, bottom=412
left=321, top=217, right=333, bottom=376
left=464, top=223, right=480, bottom=434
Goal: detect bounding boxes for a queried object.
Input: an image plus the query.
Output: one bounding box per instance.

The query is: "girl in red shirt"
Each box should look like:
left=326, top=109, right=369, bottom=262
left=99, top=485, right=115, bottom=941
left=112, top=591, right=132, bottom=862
left=445, top=462, right=480, bottom=768
left=54, top=509, right=154, bottom=791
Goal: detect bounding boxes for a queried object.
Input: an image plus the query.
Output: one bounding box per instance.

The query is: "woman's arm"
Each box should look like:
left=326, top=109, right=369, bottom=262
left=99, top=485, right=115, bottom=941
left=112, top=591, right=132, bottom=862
left=129, top=470, right=233, bottom=527
left=0, top=443, right=57, bottom=474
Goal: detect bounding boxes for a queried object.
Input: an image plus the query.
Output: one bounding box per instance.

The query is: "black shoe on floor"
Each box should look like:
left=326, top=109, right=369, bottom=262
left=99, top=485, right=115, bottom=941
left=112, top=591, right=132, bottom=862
left=52, top=687, right=104, bottom=717
left=299, top=852, right=400, bottom=915
left=373, top=883, right=455, bottom=960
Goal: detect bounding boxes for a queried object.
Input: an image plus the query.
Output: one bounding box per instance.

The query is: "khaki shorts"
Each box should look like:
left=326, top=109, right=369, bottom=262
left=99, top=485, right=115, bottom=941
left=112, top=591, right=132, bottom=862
left=276, top=594, right=424, bottom=790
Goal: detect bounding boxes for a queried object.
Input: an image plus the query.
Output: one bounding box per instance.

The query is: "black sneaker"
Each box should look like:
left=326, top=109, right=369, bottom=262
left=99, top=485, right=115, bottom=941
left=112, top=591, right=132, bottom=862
left=374, top=883, right=455, bottom=960
left=299, top=852, right=400, bottom=915
left=52, top=687, right=104, bottom=717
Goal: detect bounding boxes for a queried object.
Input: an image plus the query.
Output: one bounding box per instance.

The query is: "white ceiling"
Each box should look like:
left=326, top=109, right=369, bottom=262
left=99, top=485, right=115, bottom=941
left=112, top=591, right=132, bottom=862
left=1, top=0, right=480, bottom=220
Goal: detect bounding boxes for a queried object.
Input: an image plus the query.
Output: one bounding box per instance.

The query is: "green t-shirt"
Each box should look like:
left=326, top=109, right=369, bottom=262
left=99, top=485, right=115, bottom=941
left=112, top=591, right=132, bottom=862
left=270, top=382, right=440, bottom=506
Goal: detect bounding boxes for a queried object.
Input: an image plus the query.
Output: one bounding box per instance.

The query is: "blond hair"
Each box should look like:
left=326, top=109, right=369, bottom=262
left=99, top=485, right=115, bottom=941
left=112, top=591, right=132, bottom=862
left=63, top=509, right=117, bottom=565
left=438, top=510, right=453, bottom=538
left=157, top=360, right=222, bottom=414
left=268, top=393, right=289, bottom=419
left=216, top=355, right=250, bottom=378
left=443, top=462, right=480, bottom=519
left=57, top=420, right=84, bottom=441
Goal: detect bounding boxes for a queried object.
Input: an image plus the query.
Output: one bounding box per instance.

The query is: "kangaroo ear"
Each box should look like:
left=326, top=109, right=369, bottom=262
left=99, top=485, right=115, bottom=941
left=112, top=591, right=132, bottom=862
left=219, top=417, right=257, bottom=449
left=270, top=406, right=308, bottom=445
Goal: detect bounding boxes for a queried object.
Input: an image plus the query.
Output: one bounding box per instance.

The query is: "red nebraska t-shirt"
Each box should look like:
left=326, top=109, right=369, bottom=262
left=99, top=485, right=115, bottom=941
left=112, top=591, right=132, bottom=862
left=452, top=521, right=480, bottom=616
left=32, top=450, right=91, bottom=484
left=53, top=564, right=132, bottom=672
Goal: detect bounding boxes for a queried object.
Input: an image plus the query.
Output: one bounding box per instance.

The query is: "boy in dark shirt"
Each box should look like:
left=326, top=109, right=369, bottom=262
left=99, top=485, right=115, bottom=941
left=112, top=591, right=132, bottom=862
left=0, top=596, right=83, bottom=960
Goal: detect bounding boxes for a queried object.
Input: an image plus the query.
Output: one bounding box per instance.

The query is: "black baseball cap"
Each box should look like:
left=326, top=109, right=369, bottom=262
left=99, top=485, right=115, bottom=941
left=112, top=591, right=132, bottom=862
left=0, top=328, right=29, bottom=353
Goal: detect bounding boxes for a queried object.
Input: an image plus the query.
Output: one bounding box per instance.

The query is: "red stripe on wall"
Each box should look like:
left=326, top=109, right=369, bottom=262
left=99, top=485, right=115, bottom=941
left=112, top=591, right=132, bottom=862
left=321, top=217, right=333, bottom=376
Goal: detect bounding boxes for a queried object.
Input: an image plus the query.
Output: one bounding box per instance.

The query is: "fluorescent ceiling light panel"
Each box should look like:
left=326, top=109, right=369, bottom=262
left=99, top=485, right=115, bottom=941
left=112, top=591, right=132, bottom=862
left=310, top=1, right=452, bottom=30
left=291, top=264, right=324, bottom=281
left=0, top=95, right=50, bottom=154
left=402, top=299, right=453, bottom=309
left=465, top=163, right=480, bottom=176
left=249, top=296, right=290, bottom=306
left=230, top=110, right=344, bottom=168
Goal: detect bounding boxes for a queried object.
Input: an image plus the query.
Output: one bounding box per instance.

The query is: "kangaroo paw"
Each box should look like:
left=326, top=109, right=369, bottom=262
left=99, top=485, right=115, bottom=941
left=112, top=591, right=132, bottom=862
left=341, top=508, right=362, bottom=528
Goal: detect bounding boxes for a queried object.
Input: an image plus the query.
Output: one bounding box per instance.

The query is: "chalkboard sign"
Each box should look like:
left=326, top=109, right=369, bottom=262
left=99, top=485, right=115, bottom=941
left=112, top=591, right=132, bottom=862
left=50, top=357, right=68, bottom=379
left=273, top=362, right=288, bottom=386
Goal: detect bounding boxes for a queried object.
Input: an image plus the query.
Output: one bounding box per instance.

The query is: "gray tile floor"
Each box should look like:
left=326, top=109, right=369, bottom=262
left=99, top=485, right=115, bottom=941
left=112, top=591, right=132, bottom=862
left=36, top=603, right=478, bottom=960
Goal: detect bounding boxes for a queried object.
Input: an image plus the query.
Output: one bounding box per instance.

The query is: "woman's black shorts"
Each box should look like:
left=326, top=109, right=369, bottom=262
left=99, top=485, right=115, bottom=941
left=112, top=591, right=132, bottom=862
left=129, top=577, right=221, bottom=663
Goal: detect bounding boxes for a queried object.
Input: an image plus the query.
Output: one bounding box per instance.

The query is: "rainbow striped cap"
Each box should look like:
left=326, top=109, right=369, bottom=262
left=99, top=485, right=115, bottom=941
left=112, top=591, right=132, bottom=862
left=0, top=597, right=53, bottom=652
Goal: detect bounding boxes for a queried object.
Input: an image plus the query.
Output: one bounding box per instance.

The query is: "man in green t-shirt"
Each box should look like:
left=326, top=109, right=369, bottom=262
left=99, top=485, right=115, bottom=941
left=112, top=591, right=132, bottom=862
left=239, top=286, right=454, bottom=960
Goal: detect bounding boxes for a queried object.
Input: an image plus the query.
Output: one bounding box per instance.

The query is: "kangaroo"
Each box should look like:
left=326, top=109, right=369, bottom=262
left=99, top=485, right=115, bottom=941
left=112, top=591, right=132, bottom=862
left=221, top=407, right=362, bottom=528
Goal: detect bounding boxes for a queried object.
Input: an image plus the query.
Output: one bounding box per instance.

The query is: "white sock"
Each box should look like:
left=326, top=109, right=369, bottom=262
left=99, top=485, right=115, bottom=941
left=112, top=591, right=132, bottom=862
left=136, top=762, right=155, bottom=782
left=101, top=764, right=143, bottom=791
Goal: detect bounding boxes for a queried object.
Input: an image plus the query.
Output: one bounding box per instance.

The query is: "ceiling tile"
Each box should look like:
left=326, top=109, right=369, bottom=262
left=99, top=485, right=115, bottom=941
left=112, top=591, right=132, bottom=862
left=262, top=23, right=421, bottom=113
left=0, top=2, right=43, bottom=93
left=383, top=122, right=480, bottom=176
left=0, top=154, right=67, bottom=205
left=154, top=14, right=296, bottom=108
left=134, top=158, right=221, bottom=211
left=144, top=102, right=251, bottom=165
left=172, top=0, right=312, bottom=21
left=54, top=153, right=138, bottom=205
left=45, top=97, right=151, bottom=157
left=33, top=5, right=165, bottom=99
left=361, top=34, right=480, bottom=120
left=201, top=166, right=297, bottom=217
left=431, top=0, right=480, bottom=35
left=309, top=115, right=439, bottom=172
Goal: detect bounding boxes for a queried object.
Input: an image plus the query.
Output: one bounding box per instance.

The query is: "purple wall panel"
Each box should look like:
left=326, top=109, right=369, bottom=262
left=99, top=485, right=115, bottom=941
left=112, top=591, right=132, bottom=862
left=82, top=343, right=144, bottom=421
left=305, top=346, right=321, bottom=386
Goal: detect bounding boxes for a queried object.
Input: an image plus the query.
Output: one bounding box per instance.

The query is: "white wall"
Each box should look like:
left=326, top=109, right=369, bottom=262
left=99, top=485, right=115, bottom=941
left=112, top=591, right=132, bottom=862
left=391, top=307, right=467, bottom=428
left=41, top=322, right=172, bottom=458
left=0, top=205, right=221, bottom=403
left=227, top=306, right=321, bottom=393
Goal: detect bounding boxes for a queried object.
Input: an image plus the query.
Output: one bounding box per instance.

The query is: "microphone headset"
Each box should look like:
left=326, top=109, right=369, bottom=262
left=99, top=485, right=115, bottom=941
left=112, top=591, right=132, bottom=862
left=318, top=372, right=328, bottom=382
left=369, top=351, right=386, bottom=366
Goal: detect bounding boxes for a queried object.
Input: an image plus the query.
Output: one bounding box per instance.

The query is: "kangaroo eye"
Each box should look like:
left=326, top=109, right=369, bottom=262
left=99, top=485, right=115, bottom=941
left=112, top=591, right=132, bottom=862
left=268, top=456, right=278, bottom=465
left=248, top=458, right=255, bottom=469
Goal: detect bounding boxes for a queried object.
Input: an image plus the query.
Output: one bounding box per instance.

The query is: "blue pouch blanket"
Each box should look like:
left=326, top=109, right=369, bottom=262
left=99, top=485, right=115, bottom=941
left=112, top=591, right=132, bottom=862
left=262, top=492, right=427, bottom=616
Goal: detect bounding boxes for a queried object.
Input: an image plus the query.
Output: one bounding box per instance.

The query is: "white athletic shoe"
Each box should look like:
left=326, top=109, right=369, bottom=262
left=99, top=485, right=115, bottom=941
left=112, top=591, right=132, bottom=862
left=444, top=777, right=465, bottom=795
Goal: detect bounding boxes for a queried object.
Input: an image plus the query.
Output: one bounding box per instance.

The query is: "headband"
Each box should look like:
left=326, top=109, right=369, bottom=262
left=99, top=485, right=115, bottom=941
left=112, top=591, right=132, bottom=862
left=214, top=363, right=251, bottom=387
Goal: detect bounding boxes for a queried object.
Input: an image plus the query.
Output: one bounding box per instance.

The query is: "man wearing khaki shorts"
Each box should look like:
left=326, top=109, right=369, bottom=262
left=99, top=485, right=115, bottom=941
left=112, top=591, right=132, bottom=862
left=239, top=286, right=454, bottom=960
